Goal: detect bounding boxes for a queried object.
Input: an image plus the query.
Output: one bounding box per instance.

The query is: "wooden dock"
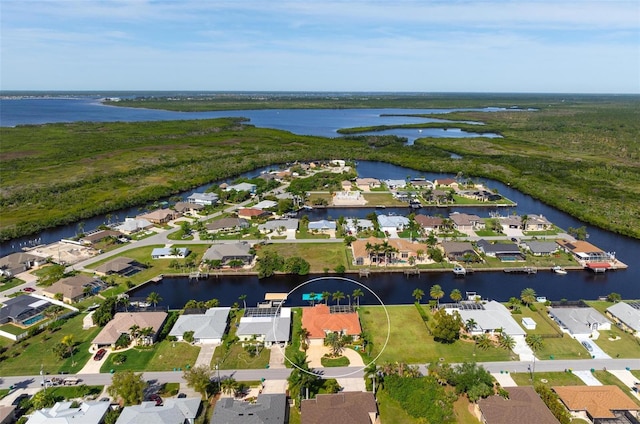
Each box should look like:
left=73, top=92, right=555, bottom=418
left=359, top=269, right=371, bottom=278
left=503, top=267, right=537, bottom=274
left=404, top=269, right=420, bottom=277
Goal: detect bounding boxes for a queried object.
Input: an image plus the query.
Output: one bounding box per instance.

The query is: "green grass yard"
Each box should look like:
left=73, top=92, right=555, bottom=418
left=510, top=371, right=585, bottom=387
left=100, top=340, right=200, bottom=372
left=257, top=243, right=349, bottom=273
left=593, top=370, right=640, bottom=407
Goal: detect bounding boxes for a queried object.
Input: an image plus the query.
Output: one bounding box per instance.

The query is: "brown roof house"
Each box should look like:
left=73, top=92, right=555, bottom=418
left=351, top=237, right=428, bottom=266
left=0, top=252, right=46, bottom=278
left=301, top=304, right=361, bottom=346
left=441, top=241, right=479, bottom=262
left=477, top=386, right=559, bottom=424
left=301, top=392, right=378, bottom=424
left=449, top=212, right=484, bottom=231
left=91, top=312, right=167, bottom=349
left=414, top=214, right=444, bottom=233
left=138, top=208, right=179, bottom=225
left=42, top=274, right=104, bottom=304
left=553, top=385, right=640, bottom=422
left=94, top=257, right=141, bottom=276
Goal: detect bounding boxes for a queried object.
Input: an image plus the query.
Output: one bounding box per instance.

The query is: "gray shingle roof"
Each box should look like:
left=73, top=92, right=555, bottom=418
left=606, top=302, right=640, bottom=332
left=169, top=307, right=230, bottom=341
left=237, top=308, right=291, bottom=343
left=212, top=394, right=287, bottom=424
left=116, top=398, right=201, bottom=424
left=548, top=307, right=611, bottom=335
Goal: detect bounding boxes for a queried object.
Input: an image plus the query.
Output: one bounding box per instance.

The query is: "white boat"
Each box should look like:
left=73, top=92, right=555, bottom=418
left=552, top=265, right=567, bottom=275
left=453, top=264, right=467, bottom=276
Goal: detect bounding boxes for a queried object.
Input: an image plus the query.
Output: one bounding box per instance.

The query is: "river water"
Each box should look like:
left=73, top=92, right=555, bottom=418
left=1, top=96, right=638, bottom=302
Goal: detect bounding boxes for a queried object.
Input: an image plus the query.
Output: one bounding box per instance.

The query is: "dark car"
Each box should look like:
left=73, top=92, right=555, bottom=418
left=177, top=393, right=187, bottom=398
left=93, top=348, right=107, bottom=361
left=148, top=393, right=163, bottom=406
left=23, top=287, right=35, bottom=292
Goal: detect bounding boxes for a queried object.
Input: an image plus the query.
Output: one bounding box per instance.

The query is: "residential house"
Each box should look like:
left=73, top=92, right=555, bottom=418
left=206, top=217, right=250, bottom=233
left=476, top=239, right=524, bottom=261
left=0, top=252, right=45, bottom=278
left=0, top=295, right=54, bottom=327
left=345, top=218, right=374, bottom=234
left=301, top=392, right=378, bottom=424
left=425, top=189, right=450, bottom=204
left=457, top=189, right=502, bottom=202
left=212, top=394, right=287, bottom=424
left=523, top=214, right=553, bottom=231
left=414, top=214, right=444, bottom=233
left=301, top=304, right=361, bottom=346
left=42, top=275, right=104, bottom=304
left=94, top=257, right=141, bottom=276
left=552, top=386, right=639, bottom=423
left=238, top=208, right=271, bottom=219
left=409, top=178, right=434, bottom=189
left=355, top=177, right=381, bottom=191
left=308, top=220, right=337, bottom=234
left=202, top=242, right=254, bottom=267
left=79, top=230, right=123, bottom=246
left=441, top=241, right=478, bottom=262
left=91, top=312, right=167, bottom=349
left=477, top=386, right=559, bottom=424
left=151, top=247, right=190, bottom=259
left=383, top=179, right=406, bottom=189
left=500, top=215, right=522, bottom=230
left=444, top=301, right=526, bottom=337
left=556, top=239, right=609, bottom=262
left=138, top=209, right=179, bottom=225
left=169, top=307, right=230, bottom=344
left=377, top=215, right=409, bottom=234
left=114, top=217, right=153, bottom=235
left=350, top=237, right=428, bottom=266
left=341, top=180, right=353, bottom=191
left=523, top=241, right=559, bottom=256
left=606, top=302, right=640, bottom=337
left=26, top=401, right=110, bottom=424
left=253, top=200, right=278, bottom=210
left=548, top=307, right=612, bottom=337
left=117, top=398, right=201, bottom=424
left=225, top=182, right=257, bottom=193
left=173, top=201, right=205, bottom=215
left=434, top=178, right=459, bottom=189
left=187, top=192, right=219, bottom=206
left=449, top=212, right=484, bottom=232
left=258, top=219, right=299, bottom=238
left=237, top=307, right=291, bottom=347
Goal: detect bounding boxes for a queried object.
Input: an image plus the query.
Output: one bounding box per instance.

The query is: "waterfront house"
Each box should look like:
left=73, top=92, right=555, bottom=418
left=434, top=178, right=459, bottom=189
left=42, top=274, right=104, bottom=304
left=476, top=239, right=524, bottom=261
left=350, top=237, right=427, bottom=266
left=301, top=304, right=361, bottom=346
left=523, top=241, right=559, bottom=256
left=0, top=252, right=45, bottom=277
left=477, top=387, right=560, bottom=424
left=187, top=192, right=219, bottom=206
left=205, top=217, right=249, bottom=233
left=173, top=201, right=205, bottom=215
left=168, top=307, right=230, bottom=344
left=92, top=311, right=167, bottom=349
left=27, top=401, right=110, bottom=424
left=605, top=302, right=640, bottom=337
left=414, top=214, right=444, bottom=233
left=238, top=207, right=271, bottom=219
left=345, top=218, right=374, bottom=234
left=552, top=386, right=639, bottom=423
left=79, top=229, right=123, bottom=246
left=548, top=306, right=611, bottom=337
left=355, top=177, right=381, bottom=191
left=253, top=200, right=278, bottom=210
left=301, top=392, right=378, bottom=424
left=523, top=214, right=553, bottom=231
left=117, top=398, right=201, bottom=424
left=449, top=212, right=484, bottom=232
left=94, top=257, right=141, bottom=276
left=236, top=307, right=291, bottom=347
left=225, top=182, right=257, bottom=193
left=202, top=242, right=254, bottom=267
left=383, top=179, right=406, bottom=189
left=341, top=180, right=353, bottom=191
left=138, top=208, right=179, bottom=225
left=556, top=240, right=609, bottom=262
left=258, top=218, right=299, bottom=238
left=308, top=219, right=337, bottom=234
left=212, top=394, right=287, bottom=424
left=333, top=190, right=366, bottom=206
left=377, top=214, right=410, bottom=234
left=114, top=217, right=153, bottom=234
left=151, top=247, right=190, bottom=259
left=444, top=300, right=526, bottom=337
left=441, top=241, right=478, bottom=262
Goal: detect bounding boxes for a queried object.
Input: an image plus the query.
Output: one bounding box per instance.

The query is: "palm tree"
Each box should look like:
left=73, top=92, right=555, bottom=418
left=322, top=291, right=331, bottom=305
left=61, top=334, right=75, bottom=366
left=238, top=294, right=247, bottom=310
left=129, top=324, right=140, bottom=345
left=520, top=288, right=537, bottom=306
left=465, top=318, right=478, bottom=333
left=221, top=377, right=238, bottom=395
left=297, top=327, right=311, bottom=348
left=476, top=334, right=493, bottom=350
left=498, top=333, right=516, bottom=351
left=526, top=334, right=544, bottom=352
left=139, top=326, right=154, bottom=346
left=520, top=214, right=529, bottom=231
left=146, top=292, right=162, bottom=308
left=170, top=246, right=180, bottom=257
left=450, top=289, right=462, bottom=304
left=332, top=291, right=345, bottom=306
left=308, top=292, right=317, bottom=306
left=412, top=288, right=424, bottom=303
left=429, top=284, right=444, bottom=307
left=352, top=288, right=364, bottom=308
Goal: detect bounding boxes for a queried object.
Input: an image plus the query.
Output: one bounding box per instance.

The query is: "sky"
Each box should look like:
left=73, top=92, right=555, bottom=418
left=1, top=0, right=639, bottom=93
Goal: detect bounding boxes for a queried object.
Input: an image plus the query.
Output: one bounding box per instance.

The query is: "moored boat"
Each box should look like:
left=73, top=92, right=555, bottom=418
left=552, top=265, right=568, bottom=275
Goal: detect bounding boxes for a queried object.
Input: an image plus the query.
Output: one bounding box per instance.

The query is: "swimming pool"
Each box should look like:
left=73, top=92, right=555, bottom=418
left=21, top=314, right=44, bottom=326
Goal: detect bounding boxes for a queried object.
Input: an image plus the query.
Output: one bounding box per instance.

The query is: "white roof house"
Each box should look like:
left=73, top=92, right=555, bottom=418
left=445, top=301, right=526, bottom=336
left=377, top=215, right=410, bottom=231
left=237, top=307, right=292, bottom=346
left=258, top=219, right=299, bottom=233
left=606, top=302, right=640, bottom=336
left=169, top=307, right=231, bottom=344
left=226, top=182, right=257, bottom=193
left=27, top=401, right=110, bottom=424
left=187, top=192, right=219, bottom=206
left=308, top=220, right=336, bottom=231
left=151, top=247, right=190, bottom=259
left=253, top=200, right=278, bottom=210
left=383, top=179, right=407, bottom=189
left=116, top=398, right=201, bottom=424
left=345, top=218, right=374, bottom=233
left=548, top=307, right=612, bottom=336
left=115, top=217, right=152, bottom=234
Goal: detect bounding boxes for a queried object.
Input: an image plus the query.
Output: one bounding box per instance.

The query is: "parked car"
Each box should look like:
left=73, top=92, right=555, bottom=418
left=148, top=393, right=163, bottom=406
left=177, top=393, right=187, bottom=398
left=93, top=349, right=107, bottom=361
left=23, top=287, right=35, bottom=292
left=581, top=341, right=593, bottom=352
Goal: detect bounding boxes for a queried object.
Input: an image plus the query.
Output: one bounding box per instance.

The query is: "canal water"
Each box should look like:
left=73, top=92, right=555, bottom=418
left=2, top=97, right=638, bottom=301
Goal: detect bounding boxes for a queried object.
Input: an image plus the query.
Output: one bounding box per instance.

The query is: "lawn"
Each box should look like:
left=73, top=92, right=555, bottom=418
left=377, top=389, right=420, bottom=424
left=0, top=313, right=102, bottom=376
left=510, top=371, right=586, bottom=387
left=453, top=394, right=482, bottom=424
left=49, top=385, right=103, bottom=400
left=257, top=243, right=350, bottom=273
left=321, top=356, right=350, bottom=367
left=586, top=301, right=640, bottom=358
left=100, top=340, right=200, bottom=372
left=514, top=304, right=564, bottom=336
left=534, top=334, right=587, bottom=360
left=212, top=310, right=270, bottom=370
left=362, top=192, right=406, bottom=206
left=360, top=305, right=513, bottom=364
left=285, top=308, right=303, bottom=367
left=593, top=370, right=640, bottom=407
left=0, top=277, right=25, bottom=292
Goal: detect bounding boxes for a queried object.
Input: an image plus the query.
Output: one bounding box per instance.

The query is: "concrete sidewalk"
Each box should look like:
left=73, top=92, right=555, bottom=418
left=194, top=343, right=216, bottom=368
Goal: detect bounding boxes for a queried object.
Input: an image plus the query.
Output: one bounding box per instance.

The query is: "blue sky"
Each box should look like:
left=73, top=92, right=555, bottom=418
left=1, top=0, right=639, bottom=93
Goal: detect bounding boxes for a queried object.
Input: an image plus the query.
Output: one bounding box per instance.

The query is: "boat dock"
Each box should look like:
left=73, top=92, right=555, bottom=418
left=404, top=268, right=420, bottom=277
left=503, top=267, right=537, bottom=274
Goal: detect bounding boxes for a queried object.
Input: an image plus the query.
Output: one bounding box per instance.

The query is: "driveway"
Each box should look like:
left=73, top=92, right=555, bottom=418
left=608, top=369, right=640, bottom=400
left=574, top=336, right=611, bottom=359
left=492, top=372, right=517, bottom=387
left=306, top=345, right=364, bottom=369
left=573, top=370, right=603, bottom=386
left=194, top=343, right=217, bottom=368
left=268, top=345, right=286, bottom=369
left=79, top=349, right=111, bottom=374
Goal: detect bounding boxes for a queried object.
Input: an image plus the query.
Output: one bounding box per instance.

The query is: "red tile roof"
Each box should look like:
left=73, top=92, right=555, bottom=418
left=301, top=305, right=361, bottom=339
